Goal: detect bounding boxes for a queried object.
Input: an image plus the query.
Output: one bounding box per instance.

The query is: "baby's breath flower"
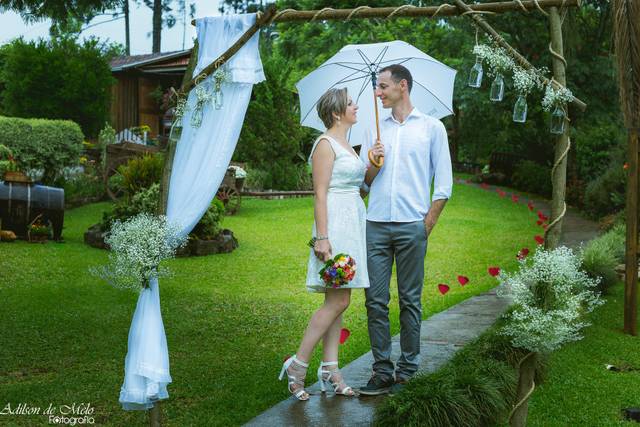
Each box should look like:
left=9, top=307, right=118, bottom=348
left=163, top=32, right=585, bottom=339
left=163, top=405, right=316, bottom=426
left=497, top=246, right=603, bottom=353
left=542, top=84, right=574, bottom=111
left=91, top=213, right=187, bottom=291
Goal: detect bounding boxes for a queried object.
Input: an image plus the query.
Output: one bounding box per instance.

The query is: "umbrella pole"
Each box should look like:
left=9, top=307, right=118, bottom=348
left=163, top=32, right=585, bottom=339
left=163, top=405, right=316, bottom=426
left=368, top=77, right=384, bottom=168
left=374, top=89, right=381, bottom=142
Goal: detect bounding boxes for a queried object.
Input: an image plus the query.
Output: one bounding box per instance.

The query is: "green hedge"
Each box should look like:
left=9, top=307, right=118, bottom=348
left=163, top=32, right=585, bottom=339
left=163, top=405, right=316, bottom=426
left=0, top=115, right=83, bottom=184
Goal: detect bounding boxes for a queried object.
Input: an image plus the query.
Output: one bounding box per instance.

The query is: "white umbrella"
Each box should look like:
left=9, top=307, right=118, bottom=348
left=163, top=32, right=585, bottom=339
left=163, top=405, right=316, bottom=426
left=296, top=40, right=457, bottom=147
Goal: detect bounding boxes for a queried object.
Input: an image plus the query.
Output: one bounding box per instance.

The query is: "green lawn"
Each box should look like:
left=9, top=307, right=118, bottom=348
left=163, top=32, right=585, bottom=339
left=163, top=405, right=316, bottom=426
left=0, top=181, right=541, bottom=426
left=528, top=282, right=640, bottom=426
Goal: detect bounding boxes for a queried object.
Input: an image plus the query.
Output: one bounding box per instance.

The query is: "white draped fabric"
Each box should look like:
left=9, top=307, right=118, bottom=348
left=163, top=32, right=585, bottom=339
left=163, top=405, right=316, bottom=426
left=119, top=13, right=264, bottom=410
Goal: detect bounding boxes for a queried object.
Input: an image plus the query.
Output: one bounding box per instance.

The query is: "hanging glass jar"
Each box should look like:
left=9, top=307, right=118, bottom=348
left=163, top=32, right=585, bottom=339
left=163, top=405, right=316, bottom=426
left=168, top=122, right=183, bottom=145
left=468, top=56, right=483, bottom=88
left=550, top=105, right=566, bottom=134
left=214, top=88, right=224, bottom=110
left=512, top=95, right=528, bottom=123
left=489, top=73, right=505, bottom=102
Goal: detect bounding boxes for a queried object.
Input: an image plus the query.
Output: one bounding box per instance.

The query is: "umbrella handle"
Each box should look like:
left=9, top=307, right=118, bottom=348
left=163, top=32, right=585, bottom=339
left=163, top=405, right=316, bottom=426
left=369, top=87, right=384, bottom=168
left=368, top=149, right=384, bottom=168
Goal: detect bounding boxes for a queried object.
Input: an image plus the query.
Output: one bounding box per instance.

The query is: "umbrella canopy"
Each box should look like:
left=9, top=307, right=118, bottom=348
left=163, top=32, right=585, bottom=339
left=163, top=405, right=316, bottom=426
left=296, top=40, right=457, bottom=146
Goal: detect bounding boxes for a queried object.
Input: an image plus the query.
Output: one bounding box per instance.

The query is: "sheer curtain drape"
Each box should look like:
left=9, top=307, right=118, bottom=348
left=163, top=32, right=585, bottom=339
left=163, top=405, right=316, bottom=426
left=119, top=13, right=264, bottom=410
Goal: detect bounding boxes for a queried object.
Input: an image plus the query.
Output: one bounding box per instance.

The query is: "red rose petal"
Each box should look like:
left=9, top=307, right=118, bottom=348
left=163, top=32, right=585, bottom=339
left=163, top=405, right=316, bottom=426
left=537, top=210, right=545, bottom=219
left=488, top=267, right=501, bottom=277
left=438, top=284, right=450, bottom=295
left=536, top=219, right=544, bottom=226
left=517, top=248, right=530, bottom=260
left=534, top=235, right=545, bottom=244
left=457, top=275, right=469, bottom=286
left=511, top=194, right=519, bottom=203
left=339, top=328, right=351, bottom=344
left=527, top=201, right=534, bottom=211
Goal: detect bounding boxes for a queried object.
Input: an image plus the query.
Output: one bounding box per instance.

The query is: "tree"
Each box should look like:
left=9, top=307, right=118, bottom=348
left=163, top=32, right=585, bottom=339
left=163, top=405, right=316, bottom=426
left=233, top=49, right=315, bottom=190
left=0, top=0, right=119, bottom=23
left=0, top=37, right=120, bottom=137
left=142, top=0, right=192, bottom=53
left=218, top=0, right=266, bottom=14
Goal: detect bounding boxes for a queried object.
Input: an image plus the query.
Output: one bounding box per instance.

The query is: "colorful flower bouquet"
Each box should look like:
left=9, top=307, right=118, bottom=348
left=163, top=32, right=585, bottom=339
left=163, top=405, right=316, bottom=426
left=319, top=253, right=356, bottom=288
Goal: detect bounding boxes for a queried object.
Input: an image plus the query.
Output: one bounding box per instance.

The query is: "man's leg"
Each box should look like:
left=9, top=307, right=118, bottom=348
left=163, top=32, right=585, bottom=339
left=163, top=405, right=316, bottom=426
left=364, top=220, right=395, bottom=380
left=393, top=220, right=427, bottom=380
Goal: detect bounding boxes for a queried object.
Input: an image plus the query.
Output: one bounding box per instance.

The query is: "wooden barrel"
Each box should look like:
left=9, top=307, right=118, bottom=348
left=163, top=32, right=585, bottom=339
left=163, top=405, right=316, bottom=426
left=0, top=181, right=65, bottom=240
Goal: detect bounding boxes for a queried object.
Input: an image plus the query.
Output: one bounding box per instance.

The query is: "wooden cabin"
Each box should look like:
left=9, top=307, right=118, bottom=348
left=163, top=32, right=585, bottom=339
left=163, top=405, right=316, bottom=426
left=109, top=50, right=192, bottom=138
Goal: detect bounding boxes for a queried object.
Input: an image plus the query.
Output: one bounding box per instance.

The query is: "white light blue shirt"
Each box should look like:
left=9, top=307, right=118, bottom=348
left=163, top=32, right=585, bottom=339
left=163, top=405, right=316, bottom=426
left=359, top=107, right=453, bottom=223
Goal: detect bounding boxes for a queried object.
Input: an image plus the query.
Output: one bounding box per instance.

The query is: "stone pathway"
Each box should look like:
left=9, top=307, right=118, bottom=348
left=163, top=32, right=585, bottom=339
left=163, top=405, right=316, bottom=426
left=245, top=182, right=600, bottom=427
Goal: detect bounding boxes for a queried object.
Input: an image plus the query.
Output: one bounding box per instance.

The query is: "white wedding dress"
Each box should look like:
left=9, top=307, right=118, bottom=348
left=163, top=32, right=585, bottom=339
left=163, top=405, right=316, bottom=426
left=305, top=135, right=370, bottom=292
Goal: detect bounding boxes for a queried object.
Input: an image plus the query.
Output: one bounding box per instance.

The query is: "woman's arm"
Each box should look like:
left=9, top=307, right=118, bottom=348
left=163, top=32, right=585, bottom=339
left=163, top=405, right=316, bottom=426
left=311, top=138, right=334, bottom=262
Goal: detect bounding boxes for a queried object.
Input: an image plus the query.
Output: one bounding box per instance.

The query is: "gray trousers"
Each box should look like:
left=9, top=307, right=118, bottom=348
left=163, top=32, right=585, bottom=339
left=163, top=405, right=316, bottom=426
left=365, top=220, right=427, bottom=381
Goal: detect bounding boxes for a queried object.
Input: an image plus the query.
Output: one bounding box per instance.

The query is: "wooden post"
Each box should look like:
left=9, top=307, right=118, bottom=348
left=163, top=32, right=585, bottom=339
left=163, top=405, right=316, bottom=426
left=149, top=403, right=161, bottom=427
left=544, top=6, right=570, bottom=250
left=158, top=40, right=200, bottom=217
left=624, top=128, right=639, bottom=335
left=509, top=352, right=538, bottom=427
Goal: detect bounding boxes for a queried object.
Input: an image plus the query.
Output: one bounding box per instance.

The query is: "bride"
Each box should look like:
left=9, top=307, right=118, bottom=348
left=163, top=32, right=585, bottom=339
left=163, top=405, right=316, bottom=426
left=279, top=88, right=384, bottom=400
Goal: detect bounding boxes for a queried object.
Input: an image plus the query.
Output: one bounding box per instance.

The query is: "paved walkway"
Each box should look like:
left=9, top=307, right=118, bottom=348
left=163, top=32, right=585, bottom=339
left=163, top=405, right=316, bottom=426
left=245, top=182, right=600, bottom=427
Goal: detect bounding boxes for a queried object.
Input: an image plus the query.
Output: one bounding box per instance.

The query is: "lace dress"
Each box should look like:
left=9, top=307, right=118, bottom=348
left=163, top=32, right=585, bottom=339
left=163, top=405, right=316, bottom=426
left=306, top=135, right=370, bottom=293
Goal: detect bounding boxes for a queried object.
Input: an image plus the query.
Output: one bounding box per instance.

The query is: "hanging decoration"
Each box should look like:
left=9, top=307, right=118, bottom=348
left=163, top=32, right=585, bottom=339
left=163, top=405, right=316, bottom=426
left=470, top=36, right=575, bottom=133
left=512, top=67, right=543, bottom=123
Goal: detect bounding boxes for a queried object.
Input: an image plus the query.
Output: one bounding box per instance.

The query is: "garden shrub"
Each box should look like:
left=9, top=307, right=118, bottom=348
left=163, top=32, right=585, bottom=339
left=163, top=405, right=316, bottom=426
left=190, top=198, right=225, bottom=239
left=244, top=167, right=270, bottom=191
left=574, top=118, right=626, bottom=185
left=102, top=183, right=160, bottom=229
left=0, top=116, right=83, bottom=184
left=57, top=165, right=104, bottom=206
left=584, top=163, right=626, bottom=218
left=511, top=160, right=552, bottom=197
left=115, top=153, right=164, bottom=197
left=0, top=37, right=116, bottom=137
left=581, top=225, right=625, bottom=293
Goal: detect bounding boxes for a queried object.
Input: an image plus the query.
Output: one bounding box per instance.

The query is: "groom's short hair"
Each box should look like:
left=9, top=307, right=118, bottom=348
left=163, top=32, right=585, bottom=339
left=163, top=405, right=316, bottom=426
left=379, top=64, right=413, bottom=93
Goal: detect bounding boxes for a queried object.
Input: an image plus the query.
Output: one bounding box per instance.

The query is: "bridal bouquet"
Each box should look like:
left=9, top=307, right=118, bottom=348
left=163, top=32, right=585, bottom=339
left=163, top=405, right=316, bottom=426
left=319, top=253, right=356, bottom=288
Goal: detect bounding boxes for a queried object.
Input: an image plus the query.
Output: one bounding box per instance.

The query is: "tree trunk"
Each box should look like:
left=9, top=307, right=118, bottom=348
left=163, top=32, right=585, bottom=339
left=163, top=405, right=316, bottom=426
left=510, top=352, right=538, bottom=427
left=124, top=0, right=130, bottom=55
left=152, top=0, right=162, bottom=53
left=545, top=6, right=569, bottom=250
left=624, top=128, right=639, bottom=335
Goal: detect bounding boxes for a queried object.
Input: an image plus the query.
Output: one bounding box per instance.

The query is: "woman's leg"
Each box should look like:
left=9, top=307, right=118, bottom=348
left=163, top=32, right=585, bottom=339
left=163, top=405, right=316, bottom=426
left=319, top=297, right=354, bottom=395
left=322, top=312, right=343, bottom=363
left=296, top=288, right=350, bottom=362
left=283, top=289, right=350, bottom=399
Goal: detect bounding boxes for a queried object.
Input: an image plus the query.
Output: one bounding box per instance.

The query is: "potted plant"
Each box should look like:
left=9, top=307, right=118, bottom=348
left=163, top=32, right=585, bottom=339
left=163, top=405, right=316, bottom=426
left=28, top=220, right=50, bottom=243
left=0, top=144, right=30, bottom=183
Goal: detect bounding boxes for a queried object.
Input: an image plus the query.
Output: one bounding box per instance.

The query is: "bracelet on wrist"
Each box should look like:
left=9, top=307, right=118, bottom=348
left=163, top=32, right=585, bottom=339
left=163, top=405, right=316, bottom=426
left=307, top=235, right=329, bottom=248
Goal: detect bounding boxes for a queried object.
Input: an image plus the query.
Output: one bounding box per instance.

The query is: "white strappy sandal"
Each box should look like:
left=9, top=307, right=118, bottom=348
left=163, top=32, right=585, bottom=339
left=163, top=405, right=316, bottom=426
left=317, top=361, right=355, bottom=396
left=279, top=355, right=310, bottom=401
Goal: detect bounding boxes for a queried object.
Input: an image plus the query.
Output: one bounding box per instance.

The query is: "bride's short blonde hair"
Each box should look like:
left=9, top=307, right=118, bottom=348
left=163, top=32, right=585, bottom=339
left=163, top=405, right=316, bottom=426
left=316, top=87, right=348, bottom=129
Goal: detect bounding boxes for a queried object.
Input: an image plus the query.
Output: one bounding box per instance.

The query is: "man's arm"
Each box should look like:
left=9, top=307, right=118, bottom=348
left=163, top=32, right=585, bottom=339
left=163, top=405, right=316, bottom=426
left=424, top=121, right=453, bottom=236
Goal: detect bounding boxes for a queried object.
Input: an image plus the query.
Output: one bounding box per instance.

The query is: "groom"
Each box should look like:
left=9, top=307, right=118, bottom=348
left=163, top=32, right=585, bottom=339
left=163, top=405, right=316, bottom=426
left=359, top=64, right=453, bottom=395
